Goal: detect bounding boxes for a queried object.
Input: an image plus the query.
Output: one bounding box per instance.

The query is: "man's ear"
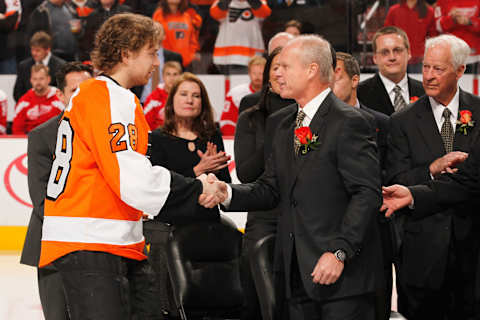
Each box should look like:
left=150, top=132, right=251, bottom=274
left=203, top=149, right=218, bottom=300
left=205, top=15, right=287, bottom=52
left=121, top=49, right=131, bottom=64
left=308, top=62, right=319, bottom=79
left=352, top=74, right=360, bottom=90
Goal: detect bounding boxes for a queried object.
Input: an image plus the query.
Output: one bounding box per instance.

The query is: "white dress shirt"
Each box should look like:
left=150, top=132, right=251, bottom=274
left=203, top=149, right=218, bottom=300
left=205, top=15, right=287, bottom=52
left=378, top=73, right=410, bottom=107
left=40, top=52, right=52, bottom=66
left=429, top=88, right=460, bottom=134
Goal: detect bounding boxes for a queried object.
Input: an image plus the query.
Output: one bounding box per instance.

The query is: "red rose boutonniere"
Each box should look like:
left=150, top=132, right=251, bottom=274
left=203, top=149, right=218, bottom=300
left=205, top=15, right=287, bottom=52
left=456, top=110, right=475, bottom=135
left=410, top=96, right=419, bottom=103
left=295, top=126, right=320, bottom=155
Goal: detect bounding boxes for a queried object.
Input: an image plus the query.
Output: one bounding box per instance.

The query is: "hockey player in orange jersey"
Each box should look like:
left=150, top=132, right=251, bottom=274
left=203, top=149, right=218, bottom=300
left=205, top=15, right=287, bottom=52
left=39, top=13, right=224, bottom=320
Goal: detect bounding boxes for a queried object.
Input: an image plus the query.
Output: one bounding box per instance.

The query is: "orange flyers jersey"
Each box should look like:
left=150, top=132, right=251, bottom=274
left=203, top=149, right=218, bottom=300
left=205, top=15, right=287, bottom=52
left=39, top=76, right=172, bottom=267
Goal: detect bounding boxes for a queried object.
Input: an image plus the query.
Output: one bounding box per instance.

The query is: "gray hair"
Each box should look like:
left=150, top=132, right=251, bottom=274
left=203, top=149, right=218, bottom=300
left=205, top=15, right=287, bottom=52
left=267, top=32, right=294, bottom=54
left=425, top=34, right=471, bottom=70
left=288, top=34, right=333, bottom=83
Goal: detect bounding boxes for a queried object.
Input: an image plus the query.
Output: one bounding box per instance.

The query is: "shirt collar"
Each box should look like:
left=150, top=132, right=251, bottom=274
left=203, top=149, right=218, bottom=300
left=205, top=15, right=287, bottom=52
left=42, top=52, right=51, bottom=66
left=354, top=99, right=361, bottom=108
left=299, top=88, right=331, bottom=121
left=429, top=87, right=460, bottom=119
left=378, top=72, right=408, bottom=95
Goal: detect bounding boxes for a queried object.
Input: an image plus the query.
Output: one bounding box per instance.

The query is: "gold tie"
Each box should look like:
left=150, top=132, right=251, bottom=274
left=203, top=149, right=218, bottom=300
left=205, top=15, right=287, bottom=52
left=294, top=110, right=306, bottom=155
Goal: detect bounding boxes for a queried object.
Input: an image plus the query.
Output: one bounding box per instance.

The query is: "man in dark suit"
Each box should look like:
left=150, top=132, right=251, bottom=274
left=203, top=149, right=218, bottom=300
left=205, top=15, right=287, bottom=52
left=207, top=35, right=383, bottom=319
left=385, top=34, right=480, bottom=320
left=358, top=26, right=425, bottom=116
left=20, top=62, right=93, bottom=320
left=13, top=31, right=66, bottom=102
left=332, top=51, right=392, bottom=320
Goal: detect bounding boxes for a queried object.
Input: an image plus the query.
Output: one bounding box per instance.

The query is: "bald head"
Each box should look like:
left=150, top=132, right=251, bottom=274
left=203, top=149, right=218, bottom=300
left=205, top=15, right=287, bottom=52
left=267, top=32, right=295, bottom=54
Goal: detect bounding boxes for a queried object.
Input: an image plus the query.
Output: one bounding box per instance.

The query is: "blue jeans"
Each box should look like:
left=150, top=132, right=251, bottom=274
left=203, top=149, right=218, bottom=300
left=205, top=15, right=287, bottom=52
left=54, top=250, right=162, bottom=320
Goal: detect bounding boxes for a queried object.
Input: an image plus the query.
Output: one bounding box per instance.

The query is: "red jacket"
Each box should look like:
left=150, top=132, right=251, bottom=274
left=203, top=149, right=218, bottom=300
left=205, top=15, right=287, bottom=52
left=12, top=87, right=64, bottom=134
left=434, top=0, right=480, bottom=55
left=0, top=90, right=7, bottom=134
left=143, top=84, right=168, bottom=131
left=384, top=3, right=437, bottom=61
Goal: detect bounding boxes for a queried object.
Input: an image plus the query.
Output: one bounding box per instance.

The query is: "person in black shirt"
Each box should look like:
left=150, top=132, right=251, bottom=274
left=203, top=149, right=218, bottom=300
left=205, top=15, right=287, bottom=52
left=145, top=72, right=231, bottom=318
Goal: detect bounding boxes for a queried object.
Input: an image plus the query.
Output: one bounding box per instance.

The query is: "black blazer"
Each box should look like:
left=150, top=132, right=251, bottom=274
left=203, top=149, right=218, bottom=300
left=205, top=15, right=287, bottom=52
left=13, top=54, right=66, bottom=101
left=386, top=90, right=480, bottom=289
left=20, top=114, right=61, bottom=266
left=357, top=73, right=425, bottom=116
left=238, top=91, right=261, bottom=115
left=227, top=92, right=383, bottom=301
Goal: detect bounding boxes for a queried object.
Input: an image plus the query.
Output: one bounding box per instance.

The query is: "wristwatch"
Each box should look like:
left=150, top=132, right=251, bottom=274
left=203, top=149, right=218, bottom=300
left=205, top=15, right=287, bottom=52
left=333, top=249, right=346, bottom=263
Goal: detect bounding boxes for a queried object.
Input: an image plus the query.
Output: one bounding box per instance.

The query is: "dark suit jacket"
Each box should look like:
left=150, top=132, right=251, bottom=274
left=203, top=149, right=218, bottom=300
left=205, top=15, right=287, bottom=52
left=228, top=92, right=383, bottom=301
left=131, top=49, right=183, bottom=99
left=20, top=114, right=61, bottom=267
left=386, top=90, right=480, bottom=289
left=13, top=54, right=66, bottom=101
left=357, top=73, right=425, bottom=116
left=239, top=91, right=261, bottom=115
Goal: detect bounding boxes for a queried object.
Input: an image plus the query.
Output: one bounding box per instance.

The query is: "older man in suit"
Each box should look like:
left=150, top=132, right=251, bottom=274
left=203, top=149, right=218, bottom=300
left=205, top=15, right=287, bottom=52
left=385, top=34, right=480, bottom=320
left=20, top=62, right=93, bottom=320
left=13, top=31, right=66, bottom=102
left=358, top=26, right=425, bottom=116
left=207, top=35, right=383, bottom=319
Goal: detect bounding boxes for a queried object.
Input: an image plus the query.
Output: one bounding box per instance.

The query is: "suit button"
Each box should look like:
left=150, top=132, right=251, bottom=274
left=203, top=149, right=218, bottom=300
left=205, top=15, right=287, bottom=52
left=291, top=199, right=298, bottom=207
left=289, top=232, right=294, bottom=239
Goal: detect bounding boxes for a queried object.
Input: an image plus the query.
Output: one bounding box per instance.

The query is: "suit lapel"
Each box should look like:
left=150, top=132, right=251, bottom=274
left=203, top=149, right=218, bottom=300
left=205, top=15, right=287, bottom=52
left=374, top=74, right=395, bottom=115
left=416, top=97, right=446, bottom=157
left=454, top=90, right=474, bottom=151
left=289, top=93, right=331, bottom=193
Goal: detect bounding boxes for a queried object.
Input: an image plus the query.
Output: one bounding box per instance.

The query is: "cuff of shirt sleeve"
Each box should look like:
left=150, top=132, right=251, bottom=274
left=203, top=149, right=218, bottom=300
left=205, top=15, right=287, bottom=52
left=221, top=184, right=233, bottom=208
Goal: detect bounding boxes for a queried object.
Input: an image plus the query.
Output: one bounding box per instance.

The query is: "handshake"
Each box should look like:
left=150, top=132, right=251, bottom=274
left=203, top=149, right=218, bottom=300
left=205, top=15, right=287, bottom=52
left=196, top=173, right=229, bottom=208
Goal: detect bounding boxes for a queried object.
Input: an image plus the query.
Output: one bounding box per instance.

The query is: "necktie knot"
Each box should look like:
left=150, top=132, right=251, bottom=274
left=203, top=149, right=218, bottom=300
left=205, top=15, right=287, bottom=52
left=442, top=107, right=451, bottom=120
left=393, top=85, right=401, bottom=94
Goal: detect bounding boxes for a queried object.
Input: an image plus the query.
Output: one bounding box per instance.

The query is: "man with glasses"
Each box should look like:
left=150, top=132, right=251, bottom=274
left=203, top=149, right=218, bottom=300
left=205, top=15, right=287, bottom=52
left=358, top=26, right=425, bottom=116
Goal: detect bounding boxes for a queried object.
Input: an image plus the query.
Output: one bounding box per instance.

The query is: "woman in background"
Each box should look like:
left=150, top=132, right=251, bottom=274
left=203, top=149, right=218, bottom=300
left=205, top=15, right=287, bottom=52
left=144, top=72, right=231, bottom=318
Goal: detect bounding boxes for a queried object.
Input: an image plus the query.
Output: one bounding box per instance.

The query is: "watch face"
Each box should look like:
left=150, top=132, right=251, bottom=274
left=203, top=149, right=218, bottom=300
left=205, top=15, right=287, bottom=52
left=335, top=250, right=346, bottom=262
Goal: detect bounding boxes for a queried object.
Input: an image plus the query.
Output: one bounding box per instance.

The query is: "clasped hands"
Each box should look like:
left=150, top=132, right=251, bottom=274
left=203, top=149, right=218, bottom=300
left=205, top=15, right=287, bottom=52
left=197, top=173, right=228, bottom=208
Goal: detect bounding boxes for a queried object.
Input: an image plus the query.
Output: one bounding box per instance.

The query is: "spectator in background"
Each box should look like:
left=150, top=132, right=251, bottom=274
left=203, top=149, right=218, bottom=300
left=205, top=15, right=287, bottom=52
left=152, top=0, right=202, bottom=69
left=239, top=31, right=294, bottom=113
left=434, top=0, right=480, bottom=73
left=12, top=64, right=63, bottom=134
left=210, top=0, right=270, bottom=74
left=70, top=0, right=95, bottom=18
left=284, top=19, right=301, bottom=36
left=0, top=0, right=21, bottom=74
left=14, top=31, right=66, bottom=102
left=138, top=22, right=182, bottom=103
left=0, top=89, right=7, bottom=134
left=143, top=60, right=182, bottom=130
left=145, top=72, right=231, bottom=318
left=358, top=26, right=425, bottom=116
left=79, top=0, right=131, bottom=61
left=27, top=0, right=82, bottom=61
left=234, top=46, right=295, bottom=320
left=384, top=0, right=436, bottom=73
left=220, top=55, right=265, bottom=136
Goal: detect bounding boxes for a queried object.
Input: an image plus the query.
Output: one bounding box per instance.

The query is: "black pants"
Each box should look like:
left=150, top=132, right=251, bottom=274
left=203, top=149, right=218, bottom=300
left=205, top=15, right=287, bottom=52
left=289, top=253, right=375, bottom=320
left=54, top=250, right=162, bottom=320
left=38, top=267, right=69, bottom=320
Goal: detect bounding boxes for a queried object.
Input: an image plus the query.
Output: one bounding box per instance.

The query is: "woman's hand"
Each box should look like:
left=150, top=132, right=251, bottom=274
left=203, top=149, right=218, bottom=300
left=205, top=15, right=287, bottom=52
left=193, top=142, right=231, bottom=176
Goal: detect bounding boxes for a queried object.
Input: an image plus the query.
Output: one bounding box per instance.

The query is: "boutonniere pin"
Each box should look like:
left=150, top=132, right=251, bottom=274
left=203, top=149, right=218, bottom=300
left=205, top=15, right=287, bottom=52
left=456, top=110, right=475, bottom=135
left=410, top=96, right=419, bottom=103
left=295, top=126, right=320, bottom=155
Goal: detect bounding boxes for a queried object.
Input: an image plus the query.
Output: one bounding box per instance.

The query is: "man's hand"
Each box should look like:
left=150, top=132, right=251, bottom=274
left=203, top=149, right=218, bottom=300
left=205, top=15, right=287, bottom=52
left=380, top=185, right=413, bottom=217
left=429, top=151, right=468, bottom=177
left=311, top=252, right=344, bottom=285
left=197, top=173, right=228, bottom=208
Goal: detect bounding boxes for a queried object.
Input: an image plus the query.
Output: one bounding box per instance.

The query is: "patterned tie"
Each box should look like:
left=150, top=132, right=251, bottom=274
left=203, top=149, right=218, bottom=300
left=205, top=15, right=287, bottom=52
left=393, top=85, right=407, bottom=112
left=441, top=108, right=454, bottom=153
left=294, top=109, right=306, bottom=155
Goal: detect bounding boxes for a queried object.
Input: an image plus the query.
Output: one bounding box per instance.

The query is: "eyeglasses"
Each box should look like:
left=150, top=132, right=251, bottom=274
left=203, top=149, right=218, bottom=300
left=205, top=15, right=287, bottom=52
left=376, top=47, right=406, bottom=57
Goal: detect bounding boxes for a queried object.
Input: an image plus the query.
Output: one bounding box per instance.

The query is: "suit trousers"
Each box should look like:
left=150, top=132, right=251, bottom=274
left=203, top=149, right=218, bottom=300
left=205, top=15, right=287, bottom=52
left=38, top=267, right=69, bottom=320
left=398, top=235, right=477, bottom=320
left=289, top=252, right=375, bottom=320
left=53, top=251, right=162, bottom=320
